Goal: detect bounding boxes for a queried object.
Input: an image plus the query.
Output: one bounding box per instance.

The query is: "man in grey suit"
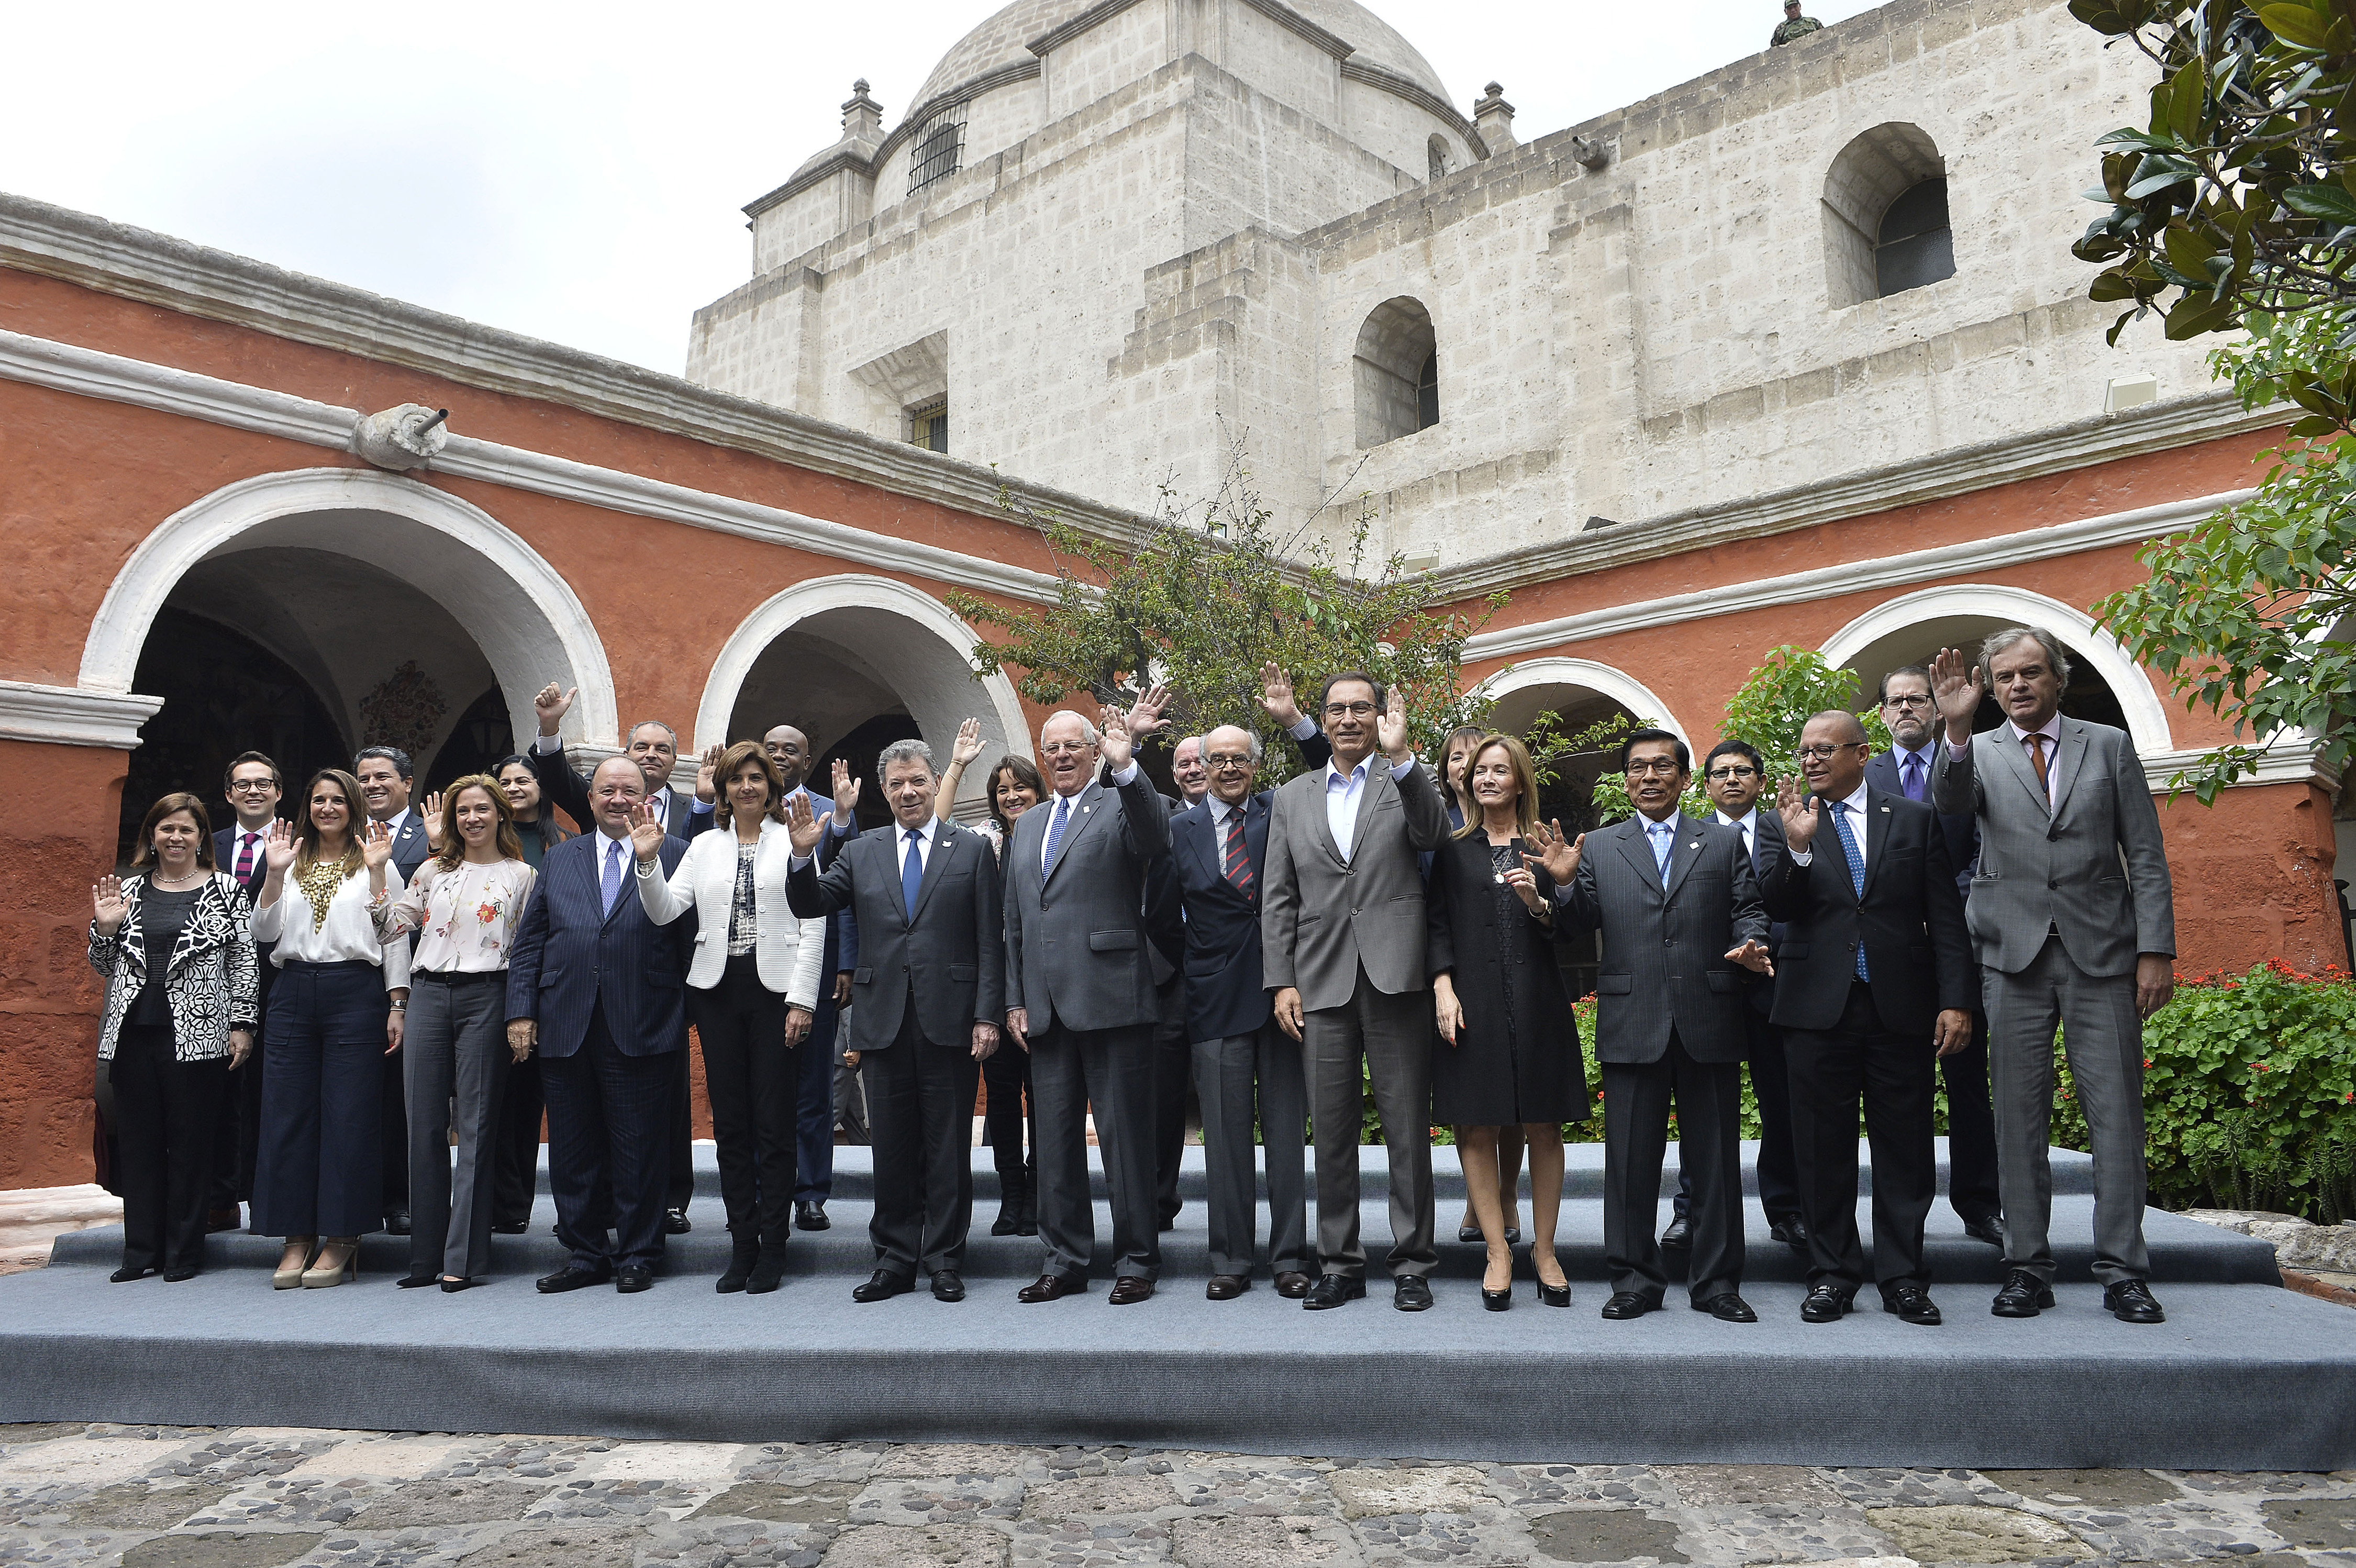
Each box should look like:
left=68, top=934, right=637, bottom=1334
left=1263, top=674, right=1453, bottom=1312
left=1530, top=728, right=1773, bottom=1322
left=785, top=740, right=1003, bottom=1304
left=1003, top=702, right=1173, bottom=1305
left=1930, top=629, right=2175, bottom=1324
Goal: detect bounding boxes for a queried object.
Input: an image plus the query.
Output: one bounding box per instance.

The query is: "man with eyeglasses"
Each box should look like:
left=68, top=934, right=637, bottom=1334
left=1525, top=728, right=1773, bottom=1322
left=1867, top=666, right=2004, bottom=1248
left=1263, top=672, right=1453, bottom=1313
left=1168, top=725, right=1315, bottom=1300
left=1762, top=710, right=1974, bottom=1327
left=1654, top=741, right=1807, bottom=1260
left=214, top=752, right=284, bottom=1233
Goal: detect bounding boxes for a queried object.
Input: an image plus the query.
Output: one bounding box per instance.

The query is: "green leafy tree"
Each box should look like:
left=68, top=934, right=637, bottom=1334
left=946, top=457, right=1501, bottom=781
left=2068, top=0, right=2356, bottom=797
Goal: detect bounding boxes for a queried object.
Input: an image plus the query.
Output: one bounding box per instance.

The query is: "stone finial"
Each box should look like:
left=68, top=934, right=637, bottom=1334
left=1473, top=82, right=1517, bottom=153
left=352, top=404, right=448, bottom=471
left=841, top=79, right=885, bottom=141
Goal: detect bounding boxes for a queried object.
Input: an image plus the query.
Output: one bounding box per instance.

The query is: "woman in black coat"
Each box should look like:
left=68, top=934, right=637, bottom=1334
left=1428, top=733, right=1590, bottom=1310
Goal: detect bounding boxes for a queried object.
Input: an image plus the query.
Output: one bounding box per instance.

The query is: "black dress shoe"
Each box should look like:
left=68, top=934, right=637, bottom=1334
left=744, top=1241, right=788, bottom=1295
left=1991, top=1268, right=2055, bottom=1317
left=1658, top=1216, right=1692, bottom=1251
left=1301, top=1274, right=1365, bottom=1310
left=1769, top=1216, right=1809, bottom=1249
left=931, top=1271, right=965, bottom=1302
left=616, top=1265, right=653, bottom=1293
left=1801, top=1283, right=1855, bottom=1322
left=108, top=1265, right=155, bottom=1284
left=384, top=1209, right=412, bottom=1237
left=1394, top=1275, right=1433, bottom=1312
left=1017, top=1272, right=1088, bottom=1303
left=1274, top=1271, right=1312, bottom=1298
left=440, top=1277, right=483, bottom=1293
left=853, top=1270, right=915, bottom=1303
left=161, top=1265, right=199, bottom=1283
left=1694, top=1293, right=1758, bottom=1322
left=794, top=1200, right=829, bottom=1232
left=1206, top=1274, right=1249, bottom=1300
left=537, top=1264, right=611, bottom=1294
left=1109, top=1276, right=1155, bottom=1305
left=991, top=1207, right=1021, bottom=1237
left=1457, top=1223, right=1482, bottom=1244
left=492, top=1219, right=528, bottom=1236
left=2104, top=1279, right=2165, bottom=1324
left=1883, top=1285, right=1942, bottom=1326
left=663, top=1208, right=692, bottom=1235
left=1601, top=1291, right=1657, bottom=1319
left=396, top=1272, right=440, bottom=1288
left=1505, top=1228, right=1522, bottom=1246
left=1962, top=1215, right=2006, bottom=1247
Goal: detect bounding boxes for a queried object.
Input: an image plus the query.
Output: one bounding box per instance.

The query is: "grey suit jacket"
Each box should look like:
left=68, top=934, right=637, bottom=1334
left=1930, top=717, right=2174, bottom=977
left=1558, top=811, right=1769, bottom=1065
left=1261, top=754, right=1453, bottom=1011
left=1002, top=769, right=1173, bottom=1035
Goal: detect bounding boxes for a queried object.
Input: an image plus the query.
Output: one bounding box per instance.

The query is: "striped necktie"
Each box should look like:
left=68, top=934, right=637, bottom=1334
left=1223, top=809, right=1253, bottom=896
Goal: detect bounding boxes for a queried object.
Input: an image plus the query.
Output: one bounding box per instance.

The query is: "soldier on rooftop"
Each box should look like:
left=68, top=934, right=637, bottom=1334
left=1771, top=0, right=1821, bottom=46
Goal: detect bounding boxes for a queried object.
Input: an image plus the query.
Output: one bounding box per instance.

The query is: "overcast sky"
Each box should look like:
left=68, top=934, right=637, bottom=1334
left=5, top=0, right=1882, bottom=376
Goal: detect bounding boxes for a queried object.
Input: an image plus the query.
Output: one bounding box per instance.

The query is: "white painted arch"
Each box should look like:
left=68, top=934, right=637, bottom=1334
left=1472, top=656, right=1691, bottom=748
left=1817, top=582, right=2174, bottom=754
left=694, top=573, right=1031, bottom=767
left=81, top=466, right=618, bottom=749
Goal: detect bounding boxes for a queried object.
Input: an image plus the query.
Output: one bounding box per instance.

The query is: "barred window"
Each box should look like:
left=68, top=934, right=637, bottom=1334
left=908, top=104, right=968, bottom=197
left=908, top=397, right=948, bottom=453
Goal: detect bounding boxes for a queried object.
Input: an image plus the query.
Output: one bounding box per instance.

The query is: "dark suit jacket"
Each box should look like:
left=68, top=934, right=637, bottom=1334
left=384, top=810, right=431, bottom=884
left=1714, top=807, right=1788, bottom=1018
left=1170, top=792, right=1276, bottom=1041
left=506, top=830, right=693, bottom=1059
left=1003, top=770, right=1172, bottom=1035
left=787, top=818, right=1004, bottom=1052
left=1864, top=747, right=1976, bottom=899
left=1559, top=812, right=1768, bottom=1065
left=531, top=740, right=712, bottom=842
left=783, top=784, right=860, bottom=995
left=215, top=824, right=277, bottom=1010
left=1758, top=787, right=1974, bottom=1037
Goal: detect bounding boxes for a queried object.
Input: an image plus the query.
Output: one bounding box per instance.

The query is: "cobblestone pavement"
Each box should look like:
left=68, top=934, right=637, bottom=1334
left=1, top=1427, right=2351, bottom=1567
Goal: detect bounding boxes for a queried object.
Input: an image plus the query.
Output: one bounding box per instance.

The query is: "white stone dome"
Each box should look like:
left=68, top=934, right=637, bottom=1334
left=908, top=0, right=1453, bottom=115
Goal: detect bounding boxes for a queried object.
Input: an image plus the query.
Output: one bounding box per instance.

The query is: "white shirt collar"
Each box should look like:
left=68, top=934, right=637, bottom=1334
left=1833, top=779, right=1871, bottom=815
left=1714, top=806, right=1757, bottom=831
left=900, top=818, right=936, bottom=845
left=2005, top=712, right=2063, bottom=746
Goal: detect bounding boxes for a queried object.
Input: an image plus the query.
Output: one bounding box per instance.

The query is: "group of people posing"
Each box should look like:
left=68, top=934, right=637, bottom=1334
left=88, top=624, right=2176, bottom=1327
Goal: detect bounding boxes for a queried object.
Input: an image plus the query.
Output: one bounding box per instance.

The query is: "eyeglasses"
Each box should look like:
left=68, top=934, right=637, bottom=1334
left=1705, top=765, right=1758, bottom=781
left=1796, top=741, right=1867, bottom=762
left=1204, top=752, right=1255, bottom=770
left=1883, top=694, right=1933, bottom=709
left=229, top=780, right=279, bottom=793
left=1039, top=741, right=1094, bottom=757
left=1323, top=701, right=1377, bottom=718
left=1624, top=758, right=1684, bottom=777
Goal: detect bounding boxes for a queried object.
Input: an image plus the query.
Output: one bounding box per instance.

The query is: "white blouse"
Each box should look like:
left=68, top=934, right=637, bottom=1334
left=253, top=862, right=412, bottom=991
left=371, top=858, right=537, bottom=975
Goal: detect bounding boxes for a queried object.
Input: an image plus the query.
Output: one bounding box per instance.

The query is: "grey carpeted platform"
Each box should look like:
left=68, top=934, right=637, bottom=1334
left=8, top=1144, right=2351, bottom=1469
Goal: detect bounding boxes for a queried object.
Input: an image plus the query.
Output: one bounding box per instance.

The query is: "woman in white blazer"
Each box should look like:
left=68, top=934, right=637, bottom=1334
left=632, top=740, right=824, bottom=1294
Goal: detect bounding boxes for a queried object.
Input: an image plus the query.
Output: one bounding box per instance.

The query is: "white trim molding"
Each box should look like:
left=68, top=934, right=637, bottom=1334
left=80, top=468, right=620, bottom=750
left=2140, top=742, right=2341, bottom=797
left=0, top=329, right=1064, bottom=610
left=1464, top=490, right=2248, bottom=665
left=0, top=682, right=163, bottom=750
left=695, top=574, right=1034, bottom=766
left=1472, top=657, right=1690, bottom=749
left=1816, top=583, right=2175, bottom=756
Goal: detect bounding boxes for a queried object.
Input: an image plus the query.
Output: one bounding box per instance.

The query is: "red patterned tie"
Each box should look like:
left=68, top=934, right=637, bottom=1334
left=1223, top=811, right=1253, bottom=896
left=235, top=831, right=257, bottom=882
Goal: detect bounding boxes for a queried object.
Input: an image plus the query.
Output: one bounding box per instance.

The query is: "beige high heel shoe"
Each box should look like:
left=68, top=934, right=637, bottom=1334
left=273, top=1238, right=318, bottom=1290
left=301, top=1238, right=359, bottom=1288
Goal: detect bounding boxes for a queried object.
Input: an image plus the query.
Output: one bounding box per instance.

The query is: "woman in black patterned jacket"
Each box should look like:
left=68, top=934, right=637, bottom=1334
left=90, top=793, right=258, bottom=1282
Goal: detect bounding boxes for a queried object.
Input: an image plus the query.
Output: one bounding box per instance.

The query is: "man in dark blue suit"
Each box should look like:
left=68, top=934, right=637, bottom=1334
left=212, top=751, right=282, bottom=1231
left=357, top=744, right=430, bottom=1235
left=1170, top=724, right=1313, bottom=1302
left=507, top=758, right=695, bottom=1293
left=765, top=726, right=862, bottom=1235
left=1867, top=665, right=2004, bottom=1247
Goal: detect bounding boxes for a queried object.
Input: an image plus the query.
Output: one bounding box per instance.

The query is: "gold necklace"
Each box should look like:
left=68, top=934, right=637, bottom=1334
left=293, top=860, right=346, bottom=932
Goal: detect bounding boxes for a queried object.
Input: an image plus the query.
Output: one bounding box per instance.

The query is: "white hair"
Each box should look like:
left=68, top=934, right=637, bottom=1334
left=1041, top=709, right=1100, bottom=746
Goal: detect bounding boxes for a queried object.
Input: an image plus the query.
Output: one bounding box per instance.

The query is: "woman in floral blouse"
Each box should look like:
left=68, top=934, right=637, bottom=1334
left=367, top=774, right=537, bottom=1291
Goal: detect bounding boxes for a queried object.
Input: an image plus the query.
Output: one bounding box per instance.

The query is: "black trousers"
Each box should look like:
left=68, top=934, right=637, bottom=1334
left=543, top=1002, right=675, bottom=1272
left=1784, top=981, right=1938, bottom=1294
left=794, top=992, right=842, bottom=1205
left=1941, top=1013, right=2002, bottom=1224
left=862, top=1003, right=982, bottom=1279
left=692, top=954, right=797, bottom=1243
left=1602, top=1035, right=1744, bottom=1305
left=981, top=1034, right=1034, bottom=1205
left=109, top=1025, right=229, bottom=1272
left=1674, top=1004, right=1800, bottom=1226
left=666, top=1050, right=694, bottom=1216
left=492, top=1054, right=543, bottom=1230
left=1150, top=971, right=1189, bottom=1226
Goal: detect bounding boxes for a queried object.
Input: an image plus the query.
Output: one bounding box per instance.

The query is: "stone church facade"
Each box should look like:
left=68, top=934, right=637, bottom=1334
left=0, top=0, right=2340, bottom=1187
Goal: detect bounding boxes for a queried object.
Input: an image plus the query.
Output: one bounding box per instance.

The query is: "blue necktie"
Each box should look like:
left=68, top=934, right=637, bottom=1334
left=1648, top=820, right=1674, bottom=889
left=1901, top=753, right=1925, bottom=802
left=1043, top=795, right=1071, bottom=875
left=1828, top=801, right=1869, bottom=980
left=902, top=829, right=925, bottom=922
left=602, top=837, right=626, bottom=916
